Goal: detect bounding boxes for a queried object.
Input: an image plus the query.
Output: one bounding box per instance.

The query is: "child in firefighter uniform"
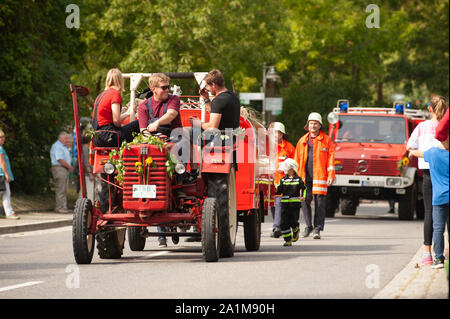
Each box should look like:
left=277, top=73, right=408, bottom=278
left=275, top=158, right=306, bottom=246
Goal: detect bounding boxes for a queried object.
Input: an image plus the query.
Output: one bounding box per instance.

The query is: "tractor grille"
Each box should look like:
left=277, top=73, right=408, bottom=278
left=122, top=145, right=170, bottom=211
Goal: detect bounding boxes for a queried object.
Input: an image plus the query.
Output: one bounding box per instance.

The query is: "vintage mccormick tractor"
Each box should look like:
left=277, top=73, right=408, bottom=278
left=69, top=72, right=271, bottom=264
left=326, top=99, right=428, bottom=220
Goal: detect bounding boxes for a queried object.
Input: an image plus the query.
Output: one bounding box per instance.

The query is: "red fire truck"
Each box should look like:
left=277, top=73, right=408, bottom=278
left=326, top=99, right=428, bottom=220
left=70, top=72, right=272, bottom=264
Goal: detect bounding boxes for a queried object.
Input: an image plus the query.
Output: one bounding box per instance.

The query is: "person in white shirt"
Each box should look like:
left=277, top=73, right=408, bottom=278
left=407, top=95, right=448, bottom=266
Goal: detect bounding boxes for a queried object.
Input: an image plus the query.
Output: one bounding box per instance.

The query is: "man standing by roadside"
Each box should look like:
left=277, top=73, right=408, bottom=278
left=50, top=131, right=74, bottom=213
left=295, top=112, right=335, bottom=239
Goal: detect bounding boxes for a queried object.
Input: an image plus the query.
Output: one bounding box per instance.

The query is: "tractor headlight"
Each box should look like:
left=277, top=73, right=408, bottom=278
left=103, top=162, right=116, bottom=175
left=175, top=163, right=186, bottom=175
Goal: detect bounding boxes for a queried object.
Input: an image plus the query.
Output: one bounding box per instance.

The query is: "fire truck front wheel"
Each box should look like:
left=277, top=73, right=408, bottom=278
left=340, top=197, right=359, bottom=216
left=72, top=198, right=95, bottom=264
left=398, top=184, right=416, bottom=221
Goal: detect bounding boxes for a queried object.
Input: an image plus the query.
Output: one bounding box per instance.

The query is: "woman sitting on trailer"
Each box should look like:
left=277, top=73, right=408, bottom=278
left=91, top=68, right=139, bottom=147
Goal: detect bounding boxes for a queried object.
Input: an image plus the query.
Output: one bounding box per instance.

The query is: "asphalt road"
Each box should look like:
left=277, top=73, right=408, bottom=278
left=0, top=201, right=423, bottom=299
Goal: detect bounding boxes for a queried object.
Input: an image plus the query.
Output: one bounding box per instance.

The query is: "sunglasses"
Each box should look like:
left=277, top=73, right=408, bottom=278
left=157, top=85, right=170, bottom=90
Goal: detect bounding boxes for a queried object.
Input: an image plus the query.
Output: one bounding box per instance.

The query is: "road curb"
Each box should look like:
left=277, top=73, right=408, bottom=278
left=0, top=219, right=73, bottom=235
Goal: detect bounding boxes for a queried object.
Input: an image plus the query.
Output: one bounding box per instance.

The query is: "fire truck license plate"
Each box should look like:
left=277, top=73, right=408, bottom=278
left=132, top=185, right=157, bottom=198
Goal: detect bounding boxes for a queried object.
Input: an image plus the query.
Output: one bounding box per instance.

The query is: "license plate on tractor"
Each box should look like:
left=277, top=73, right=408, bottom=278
left=132, top=185, right=157, bottom=198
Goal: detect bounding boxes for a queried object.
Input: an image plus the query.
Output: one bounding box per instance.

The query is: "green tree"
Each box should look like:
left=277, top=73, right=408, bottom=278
left=0, top=0, right=84, bottom=193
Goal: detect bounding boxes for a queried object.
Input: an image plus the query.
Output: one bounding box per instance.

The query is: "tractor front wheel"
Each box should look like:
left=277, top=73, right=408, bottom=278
left=72, top=198, right=95, bottom=264
left=128, top=226, right=146, bottom=251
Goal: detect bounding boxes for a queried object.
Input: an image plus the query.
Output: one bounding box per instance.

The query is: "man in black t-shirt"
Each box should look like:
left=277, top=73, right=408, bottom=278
left=192, top=69, right=240, bottom=131
left=189, top=69, right=240, bottom=168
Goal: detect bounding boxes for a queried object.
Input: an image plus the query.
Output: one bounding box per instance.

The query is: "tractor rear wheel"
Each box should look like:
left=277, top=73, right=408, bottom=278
left=96, top=228, right=126, bottom=259
left=202, top=197, right=219, bottom=262
left=128, top=226, right=146, bottom=251
left=207, top=167, right=237, bottom=258
left=72, top=198, right=95, bottom=264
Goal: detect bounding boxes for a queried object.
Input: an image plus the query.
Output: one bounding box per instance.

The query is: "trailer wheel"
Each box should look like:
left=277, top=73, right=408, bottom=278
left=341, top=197, right=358, bottom=216
left=128, top=226, right=146, bottom=251
left=202, top=198, right=219, bottom=262
left=72, top=198, right=95, bottom=264
left=96, top=228, right=126, bottom=259
left=207, top=167, right=237, bottom=258
left=398, top=184, right=416, bottom=220
left=243, top=208, right=261, bottom=251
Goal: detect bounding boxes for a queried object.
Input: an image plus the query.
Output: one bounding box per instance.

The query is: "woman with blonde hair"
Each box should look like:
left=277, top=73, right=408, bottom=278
left=0, top=129, right=19, bottom=219
left=91, top=68, right=139, bottom=147
left=407, top=95, right=449, bottom=266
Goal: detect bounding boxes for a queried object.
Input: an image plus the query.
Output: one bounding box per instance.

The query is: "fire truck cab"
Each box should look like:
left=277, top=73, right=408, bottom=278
left=326, top=99, right=428, bottom=220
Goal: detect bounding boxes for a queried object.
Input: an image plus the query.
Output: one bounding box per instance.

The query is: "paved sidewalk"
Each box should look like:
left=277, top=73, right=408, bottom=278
left=0, top=211, right=73, bottom=235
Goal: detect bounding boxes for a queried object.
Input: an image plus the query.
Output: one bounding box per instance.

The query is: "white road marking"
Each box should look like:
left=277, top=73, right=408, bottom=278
left=0, top=281, right=44, bottom=293
left=144, top=251, right=169, bottom=259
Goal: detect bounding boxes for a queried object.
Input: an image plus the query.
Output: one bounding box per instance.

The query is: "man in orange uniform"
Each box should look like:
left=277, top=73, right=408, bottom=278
left=270, top=122, right=296, bottom=238
left=294, top=113, right=335, bottom=239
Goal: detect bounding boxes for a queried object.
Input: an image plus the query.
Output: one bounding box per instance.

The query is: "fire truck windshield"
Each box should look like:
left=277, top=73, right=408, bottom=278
left=335, top=115, right=407, bottom=144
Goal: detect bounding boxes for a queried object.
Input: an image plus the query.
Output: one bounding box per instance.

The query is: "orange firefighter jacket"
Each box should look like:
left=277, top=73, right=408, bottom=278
left=294, top=130, right=335, bottom=195
left=274, top=139, right=296, bottom=187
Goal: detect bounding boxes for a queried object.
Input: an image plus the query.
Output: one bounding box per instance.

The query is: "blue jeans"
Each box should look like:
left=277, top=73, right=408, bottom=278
left=432, top=203, right=449, bottom=261
left=157, top=226, right=167, bottom=243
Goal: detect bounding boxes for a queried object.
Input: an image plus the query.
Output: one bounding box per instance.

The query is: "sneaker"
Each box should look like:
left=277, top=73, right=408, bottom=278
left=387, top=208, right=395, bottom=214
left=431, top=259, right=445, bottom=269
left=292, top=228, right=300, bottom=242
left=312, top=231, right=321, bottom=239
left=6, top=213, right=20, bottom=220
left=158, top=239, right=167, bottom=248
left=301, top=227, right=313, bottom=238
left=271, top=228, right=281, bottom=238
left=420, top=254, right=433, bottom=266
left=283, top=240, right=292, bottom=247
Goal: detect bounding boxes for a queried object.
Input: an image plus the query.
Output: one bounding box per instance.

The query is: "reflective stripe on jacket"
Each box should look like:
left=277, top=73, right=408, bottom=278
left=274, top=139, right=296, bottom=187
left=294, top=130, right=335, bottom=195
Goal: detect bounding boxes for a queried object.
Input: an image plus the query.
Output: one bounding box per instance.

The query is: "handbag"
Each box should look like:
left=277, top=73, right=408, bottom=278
left=0, top=175, right=6, bottom=192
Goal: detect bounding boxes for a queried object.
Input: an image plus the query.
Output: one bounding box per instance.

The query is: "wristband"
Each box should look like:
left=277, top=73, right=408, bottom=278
left=204, top=99, right=211, bottom=104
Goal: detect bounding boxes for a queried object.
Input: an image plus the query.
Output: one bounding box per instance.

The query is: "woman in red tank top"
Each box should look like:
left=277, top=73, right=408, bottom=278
left=92, top=68, right=139, bottom=147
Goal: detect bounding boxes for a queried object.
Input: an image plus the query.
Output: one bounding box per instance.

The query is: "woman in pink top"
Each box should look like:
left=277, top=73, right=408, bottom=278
left=407, top=95, right=448, bottom=266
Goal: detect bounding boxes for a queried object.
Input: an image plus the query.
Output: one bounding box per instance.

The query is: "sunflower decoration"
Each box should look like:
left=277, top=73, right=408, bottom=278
left=397, top=156, right=410, bottom=176
left=144, top=156, right=157, bottom=184
left=134, top=161, right=144, bottom=175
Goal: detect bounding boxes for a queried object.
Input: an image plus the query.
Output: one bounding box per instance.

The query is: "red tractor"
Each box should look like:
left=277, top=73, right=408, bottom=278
left=326, top=99, right=428, bottom=220
left=70, top=72, right=271, bottom=264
